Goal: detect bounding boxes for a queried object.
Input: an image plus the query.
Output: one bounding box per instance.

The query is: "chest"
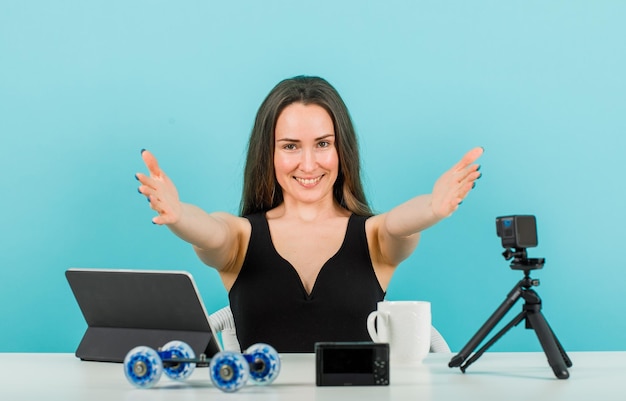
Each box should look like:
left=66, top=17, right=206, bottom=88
left=269, top=221, right=348, bottom=292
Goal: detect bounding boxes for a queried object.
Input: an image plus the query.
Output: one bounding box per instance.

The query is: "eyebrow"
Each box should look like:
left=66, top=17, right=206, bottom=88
left=276, top=134, right=335, bottom=143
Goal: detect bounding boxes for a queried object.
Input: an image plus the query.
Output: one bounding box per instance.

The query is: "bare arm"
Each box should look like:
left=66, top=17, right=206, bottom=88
left=372, top=147, right=484, bottom=268
left=135, top=150, right=246, bottom=271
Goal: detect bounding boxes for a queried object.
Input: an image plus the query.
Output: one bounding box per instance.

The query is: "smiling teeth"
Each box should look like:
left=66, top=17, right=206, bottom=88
left=296, top=177, right=321, bottom=185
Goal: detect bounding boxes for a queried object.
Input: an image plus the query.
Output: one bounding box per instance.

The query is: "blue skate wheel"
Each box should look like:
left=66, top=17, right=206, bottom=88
left=244, top=343, right=281, bottom=385
left=209, top=351, right=250, bottom=392
left=161, top=340, right=196, bottom=381
left=124, top=346, right=163, bottom=388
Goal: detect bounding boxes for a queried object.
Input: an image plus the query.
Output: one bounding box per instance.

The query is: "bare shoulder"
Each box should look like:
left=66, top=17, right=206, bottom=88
left=364, top=212, right=397, bottom=291
left=366, top=211, right=419, bottom=262
left=193, top=211, right=251, bottom=272
left=205, top=212, right=252, bottom=290
left=366, top=210, right=420, bottom=269
left=365, top=213, right=386, bottom=237
left=212, top=212, right=252, bottom=259
left=364, top=212, right=387, bottom=261
left=210, top=211, right=252, bottom=237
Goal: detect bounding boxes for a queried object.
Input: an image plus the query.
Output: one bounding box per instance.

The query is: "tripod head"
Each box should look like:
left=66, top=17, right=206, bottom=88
left=502, top=247, right=545, bottom=272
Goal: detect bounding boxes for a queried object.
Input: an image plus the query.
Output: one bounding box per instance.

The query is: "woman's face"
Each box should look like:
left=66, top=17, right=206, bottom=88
left=273, top=102, right=339, bottom=207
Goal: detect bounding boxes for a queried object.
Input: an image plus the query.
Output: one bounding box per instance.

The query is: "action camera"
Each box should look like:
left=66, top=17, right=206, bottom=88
left=496, top=215, right=538, bottom=249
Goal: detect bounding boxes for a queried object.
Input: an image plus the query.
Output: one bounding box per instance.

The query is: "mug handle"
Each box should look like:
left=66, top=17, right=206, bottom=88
left=366, top=310, right=384, bottom=342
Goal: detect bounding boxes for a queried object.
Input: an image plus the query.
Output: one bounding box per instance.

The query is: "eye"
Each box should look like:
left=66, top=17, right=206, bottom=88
left=283, top=143, right=297, bottom=150
left=317, top=141, right=330, bottom=148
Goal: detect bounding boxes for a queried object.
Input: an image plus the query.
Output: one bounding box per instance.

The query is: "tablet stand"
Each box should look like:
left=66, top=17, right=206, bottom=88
left=448, top=253, right=572, bottom=379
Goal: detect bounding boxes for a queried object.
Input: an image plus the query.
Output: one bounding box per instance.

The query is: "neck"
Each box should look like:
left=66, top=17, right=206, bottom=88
left=268, top=198, right=348, bottom=223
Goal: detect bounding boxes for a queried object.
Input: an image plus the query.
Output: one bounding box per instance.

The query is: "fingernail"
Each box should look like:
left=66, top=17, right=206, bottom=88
left=141, top=148, right=146, bottom=154
left=480, top=146, right=485, bottom=152
left=472, top=182, right=476, bottom=189
left=477, top=164, right=481, bottom=171
left=478, top=172, right=482, bottom=179
left=134, top=174, right=139, bottom=181
left=137, top=188, right=142, bottom=194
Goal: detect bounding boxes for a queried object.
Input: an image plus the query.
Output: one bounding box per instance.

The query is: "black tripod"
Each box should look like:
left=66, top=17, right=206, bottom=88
left=448, top=249, right=572, bottom=379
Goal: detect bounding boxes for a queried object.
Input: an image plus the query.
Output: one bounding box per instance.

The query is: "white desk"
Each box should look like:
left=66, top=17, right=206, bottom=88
left=1, top=352, right=625, bottom=400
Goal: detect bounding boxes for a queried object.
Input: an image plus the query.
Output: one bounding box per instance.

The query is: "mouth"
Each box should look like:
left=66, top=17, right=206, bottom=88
left=294, top=175, right=323, bottom=186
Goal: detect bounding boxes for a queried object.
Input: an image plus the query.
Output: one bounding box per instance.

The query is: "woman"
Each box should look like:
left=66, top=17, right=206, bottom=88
left=136, top=76, right=483, bottom=352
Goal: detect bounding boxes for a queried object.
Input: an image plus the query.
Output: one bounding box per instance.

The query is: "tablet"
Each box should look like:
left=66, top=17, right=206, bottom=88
left=66, top=268, right=221, bottom=362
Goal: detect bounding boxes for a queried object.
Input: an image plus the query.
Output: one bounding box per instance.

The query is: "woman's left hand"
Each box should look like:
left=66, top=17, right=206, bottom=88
left=431, top=147, right=483, bottom=219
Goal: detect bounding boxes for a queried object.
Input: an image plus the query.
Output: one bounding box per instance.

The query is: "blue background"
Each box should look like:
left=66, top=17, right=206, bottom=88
left=1, top=1, right=624, bottom=353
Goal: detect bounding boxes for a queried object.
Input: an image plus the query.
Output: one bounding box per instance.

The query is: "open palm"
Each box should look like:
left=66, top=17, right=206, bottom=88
left=135, top=150, right=182, bottom=225
left=431, top=147, right=483, bottom=219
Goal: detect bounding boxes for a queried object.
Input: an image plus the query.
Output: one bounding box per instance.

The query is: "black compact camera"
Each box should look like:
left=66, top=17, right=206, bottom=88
left=496, top=215, right=538, bottom=249
left=315, top=342, right=389, bottom=386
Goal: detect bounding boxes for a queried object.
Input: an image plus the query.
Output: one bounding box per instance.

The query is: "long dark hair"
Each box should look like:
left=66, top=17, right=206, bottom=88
left=240, top=76, right=372, bottom=217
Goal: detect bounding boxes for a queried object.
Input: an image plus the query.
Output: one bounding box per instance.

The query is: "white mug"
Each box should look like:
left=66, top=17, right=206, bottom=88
left=367, top=301, right=431, bottom=366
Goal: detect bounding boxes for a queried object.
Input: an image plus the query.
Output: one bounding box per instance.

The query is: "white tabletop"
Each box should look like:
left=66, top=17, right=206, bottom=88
left=2, top=352, right=625, bottom=400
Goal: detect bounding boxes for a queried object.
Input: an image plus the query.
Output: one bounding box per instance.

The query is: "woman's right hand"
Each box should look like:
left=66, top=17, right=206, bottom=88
left=136, top=149, right=183, bottom=225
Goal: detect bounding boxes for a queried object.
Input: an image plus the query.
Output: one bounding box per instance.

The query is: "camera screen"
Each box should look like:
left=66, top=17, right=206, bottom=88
left=322, top=348, right=373, bottom=374
left=501, top=217, right=514, bottom=238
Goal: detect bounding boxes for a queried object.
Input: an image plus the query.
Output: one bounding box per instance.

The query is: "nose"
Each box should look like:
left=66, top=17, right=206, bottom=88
left=300, top=148, right=316, bottom=172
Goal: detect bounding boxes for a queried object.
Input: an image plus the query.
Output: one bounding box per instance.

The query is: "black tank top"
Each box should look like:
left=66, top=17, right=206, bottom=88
left=229, top=213, right=385, bottom=353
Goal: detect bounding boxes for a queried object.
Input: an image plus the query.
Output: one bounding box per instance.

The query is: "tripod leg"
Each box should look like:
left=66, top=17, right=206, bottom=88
left=556, top=336, right=573, bottom=368
left=449, top=283, right=523, bottom=368
left=525, top=310, right=570, bottom=379
left=544, top=319, right=573, bottom=368
left=460, top=311, right=526, bottom=372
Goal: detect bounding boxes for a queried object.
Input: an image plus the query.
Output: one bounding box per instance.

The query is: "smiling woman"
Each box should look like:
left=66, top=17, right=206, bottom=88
left=240, top=76, right=372, bottom=217
left=135, top=75, right=482, bottom=353
left=273, top=103, right=340, bottom=209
